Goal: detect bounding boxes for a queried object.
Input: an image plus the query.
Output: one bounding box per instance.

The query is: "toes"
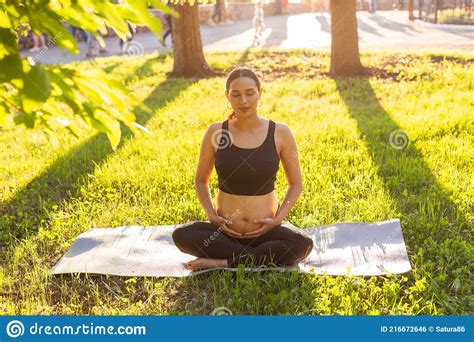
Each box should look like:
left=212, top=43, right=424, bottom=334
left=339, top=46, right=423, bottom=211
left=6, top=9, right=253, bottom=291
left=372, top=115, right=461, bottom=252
left=186, top=259, right=201, bottom=271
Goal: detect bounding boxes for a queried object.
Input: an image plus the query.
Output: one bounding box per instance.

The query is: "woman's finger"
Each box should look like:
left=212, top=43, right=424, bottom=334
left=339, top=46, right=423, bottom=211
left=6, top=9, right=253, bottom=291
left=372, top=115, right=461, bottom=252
left=226, top=231, right=243, bottom=238
left=220, top=225, right=243, bottom=238
left=217, top=216, right=233, bottom=225
left=243, top=226, right=266, bottom=237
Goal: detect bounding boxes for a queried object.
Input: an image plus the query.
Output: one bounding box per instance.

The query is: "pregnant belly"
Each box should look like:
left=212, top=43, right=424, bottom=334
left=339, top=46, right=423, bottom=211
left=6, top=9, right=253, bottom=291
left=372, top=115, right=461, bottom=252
left=215, top=190, right=280, bottom=235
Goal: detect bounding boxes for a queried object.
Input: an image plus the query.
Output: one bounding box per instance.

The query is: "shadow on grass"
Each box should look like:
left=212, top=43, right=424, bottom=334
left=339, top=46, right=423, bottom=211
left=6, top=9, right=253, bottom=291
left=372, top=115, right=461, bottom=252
left=236, top=47, right=251, bottom=67
left=333, top=77, right=469, bottom=246
left=47, top=268, right=313, bottom=315
left=124, top=52, right=170, bottom=84
left=334, top=76, right=474, bottom=314
left=0, top=60, right=197, bottom=251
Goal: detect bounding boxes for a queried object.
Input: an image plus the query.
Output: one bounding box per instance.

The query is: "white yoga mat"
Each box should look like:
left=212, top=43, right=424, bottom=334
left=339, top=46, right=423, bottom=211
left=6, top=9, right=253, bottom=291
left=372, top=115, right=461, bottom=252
left=51, top=219, right=412, bottom=277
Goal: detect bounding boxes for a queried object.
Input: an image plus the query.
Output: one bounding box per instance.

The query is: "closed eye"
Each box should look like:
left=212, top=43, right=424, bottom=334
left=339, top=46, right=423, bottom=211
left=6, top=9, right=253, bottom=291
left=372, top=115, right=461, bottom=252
left=232, top=92, right=255, bottom=97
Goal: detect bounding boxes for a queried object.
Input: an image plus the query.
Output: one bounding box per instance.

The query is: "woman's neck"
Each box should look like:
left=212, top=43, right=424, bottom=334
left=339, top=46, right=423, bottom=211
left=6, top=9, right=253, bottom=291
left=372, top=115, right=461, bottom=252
left=232, top=114, right=261, bottom=131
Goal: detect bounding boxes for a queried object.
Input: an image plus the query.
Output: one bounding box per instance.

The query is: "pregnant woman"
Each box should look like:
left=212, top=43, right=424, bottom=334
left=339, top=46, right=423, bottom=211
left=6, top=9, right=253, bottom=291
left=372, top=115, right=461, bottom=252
left=172, top=67, right=313, bottom=271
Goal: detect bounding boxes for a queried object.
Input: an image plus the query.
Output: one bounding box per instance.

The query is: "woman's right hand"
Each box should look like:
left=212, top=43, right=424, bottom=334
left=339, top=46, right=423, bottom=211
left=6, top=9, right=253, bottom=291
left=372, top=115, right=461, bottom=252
left=208, top=213, right=243, bottom=239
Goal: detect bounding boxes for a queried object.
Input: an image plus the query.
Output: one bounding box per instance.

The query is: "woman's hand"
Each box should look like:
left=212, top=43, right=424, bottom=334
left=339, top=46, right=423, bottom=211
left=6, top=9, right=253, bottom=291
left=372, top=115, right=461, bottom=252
left=241, top=217, right=282, bottom=238
left=208, top=213, right=244, bottom=239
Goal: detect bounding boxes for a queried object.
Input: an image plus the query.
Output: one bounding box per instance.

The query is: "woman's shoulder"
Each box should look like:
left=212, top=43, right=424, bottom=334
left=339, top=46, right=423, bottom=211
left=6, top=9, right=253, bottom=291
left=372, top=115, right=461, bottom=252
left=273, top=121, right=295, bottom=145
left=273, top=121, right=292, bottom=135
left=202, top=122, right=227, bottom=153
left=206, top=121, right=226, bottom=132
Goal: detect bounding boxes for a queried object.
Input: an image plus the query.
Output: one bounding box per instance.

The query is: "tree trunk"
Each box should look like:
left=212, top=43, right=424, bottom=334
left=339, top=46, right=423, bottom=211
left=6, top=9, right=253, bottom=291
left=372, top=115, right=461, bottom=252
left=409, top=0, right=415, bottom=20
left=329, top=0, right=363, bottom=76
left=171, top=2, right=217, bottom=77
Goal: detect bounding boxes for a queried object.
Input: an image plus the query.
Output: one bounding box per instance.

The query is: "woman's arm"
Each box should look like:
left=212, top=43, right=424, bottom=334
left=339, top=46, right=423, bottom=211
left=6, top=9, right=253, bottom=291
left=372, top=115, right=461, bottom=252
left=194, top=123, right=220, bottom=219
left=273, top=123, right=303, bottom=224
left=194, top=183, right=216, bottom=219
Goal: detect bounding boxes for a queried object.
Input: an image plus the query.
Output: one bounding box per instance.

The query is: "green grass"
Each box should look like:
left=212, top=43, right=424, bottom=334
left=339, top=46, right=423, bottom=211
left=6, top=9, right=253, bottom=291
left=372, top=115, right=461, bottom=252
left=438, top=8, right=473, bottom=25
left=0, top=49, right=472, bottom=315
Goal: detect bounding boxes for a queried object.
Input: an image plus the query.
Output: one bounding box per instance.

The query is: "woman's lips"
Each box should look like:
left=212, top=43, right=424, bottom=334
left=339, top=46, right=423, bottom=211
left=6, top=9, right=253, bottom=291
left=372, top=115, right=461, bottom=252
left=239, top=107, right=251, bottom=111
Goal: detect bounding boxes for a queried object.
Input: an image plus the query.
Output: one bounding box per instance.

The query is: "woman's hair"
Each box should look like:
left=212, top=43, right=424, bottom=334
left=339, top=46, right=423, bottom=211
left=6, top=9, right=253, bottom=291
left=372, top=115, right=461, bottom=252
left=225, top=67, right=261, bottom=120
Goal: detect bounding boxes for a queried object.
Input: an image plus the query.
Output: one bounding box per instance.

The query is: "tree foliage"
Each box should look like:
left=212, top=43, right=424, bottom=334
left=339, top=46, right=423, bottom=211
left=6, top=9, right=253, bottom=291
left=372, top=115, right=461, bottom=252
left=0, top=0, right=175, bottom=149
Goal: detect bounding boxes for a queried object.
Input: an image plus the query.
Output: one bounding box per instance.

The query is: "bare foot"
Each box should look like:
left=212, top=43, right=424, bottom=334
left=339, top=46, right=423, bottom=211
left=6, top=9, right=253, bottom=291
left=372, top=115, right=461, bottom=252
left=186, top=257, right=229, bottom=271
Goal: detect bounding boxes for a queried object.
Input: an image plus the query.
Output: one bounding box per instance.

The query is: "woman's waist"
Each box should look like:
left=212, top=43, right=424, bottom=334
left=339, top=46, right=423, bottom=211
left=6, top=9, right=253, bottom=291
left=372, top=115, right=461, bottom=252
left=216, top=190, right=279, bottom=220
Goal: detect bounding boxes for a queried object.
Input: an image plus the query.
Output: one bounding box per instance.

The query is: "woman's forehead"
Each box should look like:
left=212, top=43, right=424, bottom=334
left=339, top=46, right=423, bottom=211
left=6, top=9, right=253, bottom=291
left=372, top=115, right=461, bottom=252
left=229, top=77, right=258, bottom=91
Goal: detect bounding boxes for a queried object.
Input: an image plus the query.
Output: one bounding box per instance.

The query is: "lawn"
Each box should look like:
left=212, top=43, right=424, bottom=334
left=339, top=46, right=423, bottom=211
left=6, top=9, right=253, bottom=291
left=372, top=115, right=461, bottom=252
left=0, top=49, right=472, bottom=315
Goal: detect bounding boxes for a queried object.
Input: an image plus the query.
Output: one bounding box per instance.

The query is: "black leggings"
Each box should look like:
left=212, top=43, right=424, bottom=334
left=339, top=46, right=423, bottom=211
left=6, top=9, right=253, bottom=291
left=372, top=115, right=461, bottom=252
left=172, top=221, right=314, bottom=268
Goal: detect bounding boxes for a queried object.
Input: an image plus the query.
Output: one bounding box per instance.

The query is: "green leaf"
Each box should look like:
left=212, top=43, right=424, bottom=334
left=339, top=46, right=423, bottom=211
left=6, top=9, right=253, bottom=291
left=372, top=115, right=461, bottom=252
left=0, top=28, right=22, bottom=81
left=147, top=0, right=177, bottom=16
left=13, top=112, right=36, bottom=128
left=115, top=5, right=142, bottom=23
left=0, top=54, right=23, bottom=82
left=29, top=9, right=78, bottom=54
left=2, top=4, right=20, bottom=19
left=55, top=5, right=104, bottom=33
left=94, top=1, right=129, bottom=40
left=81, top=103, right=111, bottom=134
left=74, top=75, right=112, bottom=105
left=0, top=0, right=169, bottom=149
left=0, top=8, right=12, bottom=29
left=0, top=27, right=19, bottom=55
left=0, top=102, right=9, bottom=125
left=128, top=1, right=162, bottom=37
left=95, top=109, right=121, bottom=150
left=22, top=64, right=51, bottom=113
left=39, top=116, right=60, bottom=148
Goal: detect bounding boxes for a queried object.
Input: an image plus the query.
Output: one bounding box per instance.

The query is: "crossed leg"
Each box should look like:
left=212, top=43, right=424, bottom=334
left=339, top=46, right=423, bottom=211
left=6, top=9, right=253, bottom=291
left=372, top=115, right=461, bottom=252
left=172, top=221, right=314, bottom=271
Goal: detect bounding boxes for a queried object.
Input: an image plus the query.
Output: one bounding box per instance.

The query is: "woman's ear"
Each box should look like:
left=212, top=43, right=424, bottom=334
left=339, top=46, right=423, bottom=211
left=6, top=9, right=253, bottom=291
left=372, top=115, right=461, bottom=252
left=259, top=87, right=264, bottom=98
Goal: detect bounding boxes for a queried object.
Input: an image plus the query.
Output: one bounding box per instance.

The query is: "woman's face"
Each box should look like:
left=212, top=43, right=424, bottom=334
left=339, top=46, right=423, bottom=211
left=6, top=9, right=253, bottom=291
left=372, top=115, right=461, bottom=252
left=226, top=76, right=262, bottom=118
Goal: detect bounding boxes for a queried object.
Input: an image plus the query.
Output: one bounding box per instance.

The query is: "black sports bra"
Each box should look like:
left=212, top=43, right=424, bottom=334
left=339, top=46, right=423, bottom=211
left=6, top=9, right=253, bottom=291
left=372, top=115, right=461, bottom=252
left=215, top=119, right=280, bottom=196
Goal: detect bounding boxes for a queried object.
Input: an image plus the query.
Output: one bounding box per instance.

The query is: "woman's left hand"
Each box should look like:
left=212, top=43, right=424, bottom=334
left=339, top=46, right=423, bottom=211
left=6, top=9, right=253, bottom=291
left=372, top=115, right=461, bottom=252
left=241, top=217, right=282, bottom=238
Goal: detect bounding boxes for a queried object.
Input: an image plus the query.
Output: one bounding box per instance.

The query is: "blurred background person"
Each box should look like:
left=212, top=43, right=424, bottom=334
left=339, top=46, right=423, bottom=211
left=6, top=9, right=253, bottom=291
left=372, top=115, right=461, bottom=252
left=29, top=32, right=46, bottom=52
left=252, top=0, right=265, bottom=45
